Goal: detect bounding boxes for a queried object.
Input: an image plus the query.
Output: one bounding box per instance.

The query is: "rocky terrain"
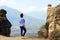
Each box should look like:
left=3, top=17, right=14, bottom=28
left=38, top=4, right=60, bottom=40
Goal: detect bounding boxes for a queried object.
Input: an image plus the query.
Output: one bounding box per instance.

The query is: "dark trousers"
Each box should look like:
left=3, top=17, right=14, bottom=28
left=20, top=26, right=26, bottom=36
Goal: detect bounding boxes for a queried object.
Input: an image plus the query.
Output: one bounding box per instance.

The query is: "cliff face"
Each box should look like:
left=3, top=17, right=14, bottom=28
left=38, top=4, right=60, bottom=38
left=38, top=25, right=48, bottom=38
left=48, top=4, right=60, bottom=38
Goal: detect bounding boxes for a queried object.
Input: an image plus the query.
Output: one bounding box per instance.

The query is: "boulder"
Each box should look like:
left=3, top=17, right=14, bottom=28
left=38, top=25, right=48, bottom=38
left=0, top=9, right=12, bottom=37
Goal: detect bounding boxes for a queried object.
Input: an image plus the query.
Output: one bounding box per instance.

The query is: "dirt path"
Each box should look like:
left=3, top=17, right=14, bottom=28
left=0, top=36, right=49, bottom=40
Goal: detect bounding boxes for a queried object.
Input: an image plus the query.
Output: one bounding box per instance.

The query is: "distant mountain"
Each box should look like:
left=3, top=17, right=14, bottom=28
left=25, top=11, right=47, bottom=21
left=0, top=6, right=46, bottom=37
left=0, top=6, right=20, bottom=26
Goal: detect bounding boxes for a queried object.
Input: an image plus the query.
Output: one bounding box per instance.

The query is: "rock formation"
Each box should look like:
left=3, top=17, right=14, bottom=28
left=0, top=9, right=12, bottom=37
left=50, top=29, right=60, bottom=40
left=38, top=25, right=48, bottom=38
left=38, top=4, right=60, bottom=39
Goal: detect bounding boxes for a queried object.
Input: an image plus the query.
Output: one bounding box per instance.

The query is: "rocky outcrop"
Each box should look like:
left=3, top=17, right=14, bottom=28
left=48, top=4, right=60, bottom=38
left=0, top=9, right=12, bottom=37
left=49, top=29, right=60, bottom=40
left=38, top=25, right=48, bottom=38
left=38, top=22, right=49, bottom=38
left=38, top=4, right=60, bottom=39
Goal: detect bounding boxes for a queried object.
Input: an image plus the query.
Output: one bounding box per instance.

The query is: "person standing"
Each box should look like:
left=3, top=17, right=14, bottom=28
left=20, top=13, right=26, bottom=36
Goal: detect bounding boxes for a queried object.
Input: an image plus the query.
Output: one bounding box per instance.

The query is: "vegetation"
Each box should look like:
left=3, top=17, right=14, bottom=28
left=45, top=22, right=49, bottom=38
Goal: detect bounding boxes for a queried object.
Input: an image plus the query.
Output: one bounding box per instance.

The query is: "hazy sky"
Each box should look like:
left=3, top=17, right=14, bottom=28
left=0, top=0, right=60, bottom=32
left=0, top=0, right=60, bottom=13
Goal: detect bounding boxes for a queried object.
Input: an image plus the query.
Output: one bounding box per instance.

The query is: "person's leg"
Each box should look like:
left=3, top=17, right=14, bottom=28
left=20, top=27, right=23, bottom=36
left=23, top=27, right=26, bottom=36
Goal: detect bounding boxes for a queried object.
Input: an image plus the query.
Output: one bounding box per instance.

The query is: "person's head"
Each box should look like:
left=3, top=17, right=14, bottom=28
left=20, top=13, right=24, bottom=18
